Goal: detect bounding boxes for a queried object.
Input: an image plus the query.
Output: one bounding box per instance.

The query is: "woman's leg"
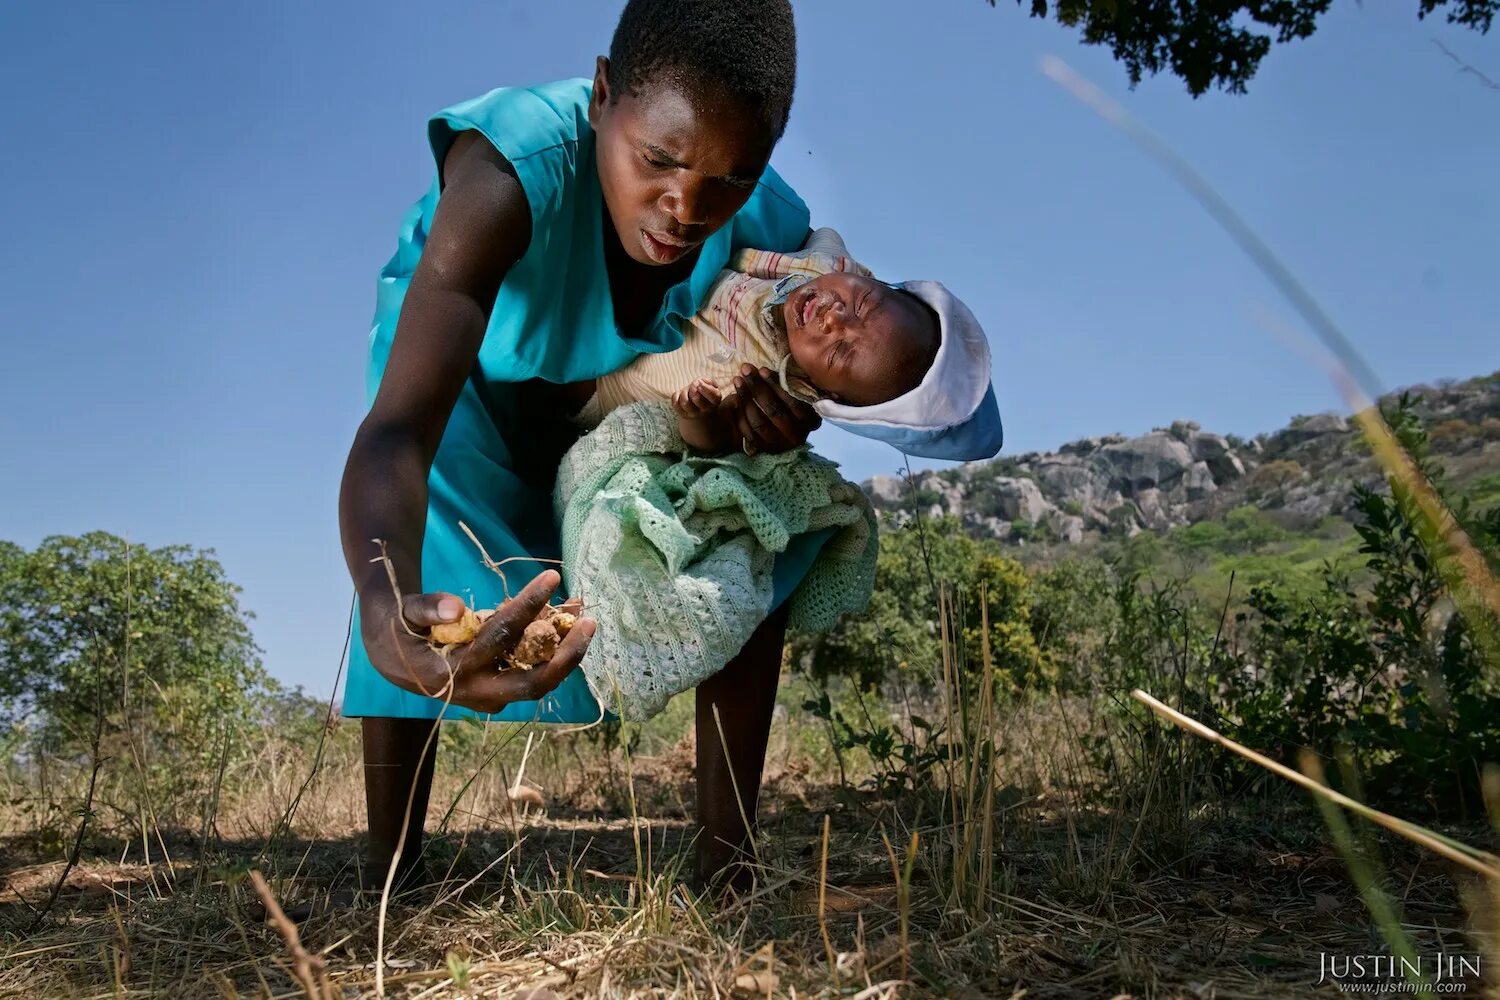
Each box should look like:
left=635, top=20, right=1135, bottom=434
left=695, top=604, right=790, bottom=888
left=361, top=717, right=439, bottom=889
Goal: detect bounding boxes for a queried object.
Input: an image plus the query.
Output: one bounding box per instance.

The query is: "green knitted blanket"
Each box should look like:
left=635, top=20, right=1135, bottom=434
left=554, top=402, right=877, bottom=721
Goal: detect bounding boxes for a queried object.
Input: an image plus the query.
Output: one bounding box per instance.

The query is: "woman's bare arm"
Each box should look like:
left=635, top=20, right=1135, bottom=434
left=338, top=132, right=594, bottom=710
left=341, top=132, right=526, bottom=604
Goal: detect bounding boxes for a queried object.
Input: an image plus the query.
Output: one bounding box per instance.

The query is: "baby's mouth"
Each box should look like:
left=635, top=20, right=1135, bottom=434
left=795, top=288, right=833, bottom=330
left=800, top=293, right=818, bottom=327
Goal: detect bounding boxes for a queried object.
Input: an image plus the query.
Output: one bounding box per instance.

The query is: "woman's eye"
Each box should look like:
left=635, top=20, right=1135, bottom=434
left=643, top=154, right=671, bottom=169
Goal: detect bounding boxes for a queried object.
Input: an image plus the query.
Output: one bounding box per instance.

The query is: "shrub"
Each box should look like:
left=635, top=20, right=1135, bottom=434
left=1222, top=399, right=1500, bottom=817
left=0, top=532, right=272, bottom=832
left=792, top=517, right=1046, bottom=694
left=1428, top=418, right=1474, bottom=449
left=1247, top=460, right=1303, bottom=497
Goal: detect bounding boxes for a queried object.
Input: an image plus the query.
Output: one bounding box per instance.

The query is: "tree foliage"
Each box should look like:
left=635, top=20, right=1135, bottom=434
left=793, top=517, right=1047, bottom=692
left=996, top=0, right=1496, bottom=95
left=0, top=532, right=269, bottom=763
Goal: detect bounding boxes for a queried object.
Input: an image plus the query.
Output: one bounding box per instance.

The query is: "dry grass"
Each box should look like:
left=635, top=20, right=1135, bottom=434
left=2, top=677, right=1495, bottom=1000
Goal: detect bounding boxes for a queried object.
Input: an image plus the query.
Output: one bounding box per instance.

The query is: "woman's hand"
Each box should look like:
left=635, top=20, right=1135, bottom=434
left=730, top=365, right=820, bottom=455
left=361, top=569, right=595, bottom=715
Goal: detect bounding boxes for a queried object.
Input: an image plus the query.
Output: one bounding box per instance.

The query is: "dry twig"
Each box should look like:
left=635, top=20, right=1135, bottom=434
left=248, top=869, right=332, bottom=999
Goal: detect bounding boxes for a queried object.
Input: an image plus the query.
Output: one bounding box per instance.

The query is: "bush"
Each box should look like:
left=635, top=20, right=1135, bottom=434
left=1429, top=418, right=1475, bottom=450
left=0, top=532, right=274, bottom=833
left=1247, top=460, right=1303, bottom=497
left=1068, top=397, right=1500, bottom=819
left=1171, top=506, right=1290, bottom=556
left=792, top=517, right=1046, bottom=694
left=1028, top=557, right=1116, bottom=689
left=1222, top=400, right=1500, bottom=817
left=1468, top=471, right=1500, bottom=510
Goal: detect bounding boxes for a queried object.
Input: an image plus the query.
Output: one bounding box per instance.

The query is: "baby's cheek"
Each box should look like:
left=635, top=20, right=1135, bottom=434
left=786, top=339, right=821, bottom=382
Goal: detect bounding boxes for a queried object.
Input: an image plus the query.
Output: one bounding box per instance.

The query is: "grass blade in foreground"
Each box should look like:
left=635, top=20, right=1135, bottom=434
left=1299, top=750, right=1425, bottom=989
left=1130, top=689, right=1500, bottom=881
left=1041, top=55, right=1500, bottom=665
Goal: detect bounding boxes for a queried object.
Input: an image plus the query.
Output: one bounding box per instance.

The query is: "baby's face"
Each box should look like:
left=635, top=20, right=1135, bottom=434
left=780, top=273, right=939, bottom=406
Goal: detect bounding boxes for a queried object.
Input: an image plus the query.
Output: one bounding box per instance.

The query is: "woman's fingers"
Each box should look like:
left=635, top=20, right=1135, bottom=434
left=384, top=569, right=588, bottom=714
left=383, top=627, right=458, bottom=697
left=463, top=570, right=561, bottom=667
left=733, top=367, right=818, bottom=453
left=400, top=592, right=469, bottom=629
left=455, top=615, right=596, bottom=712
left=731, top=370, right=768, bottom=451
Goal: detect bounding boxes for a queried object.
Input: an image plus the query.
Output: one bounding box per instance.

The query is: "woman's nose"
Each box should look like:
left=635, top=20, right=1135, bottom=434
left=662, top=176, right=711, bottom=228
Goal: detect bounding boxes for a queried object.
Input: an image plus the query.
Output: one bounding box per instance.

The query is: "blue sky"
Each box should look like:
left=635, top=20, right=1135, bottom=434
left=1, top=0, right=1495, bottom=698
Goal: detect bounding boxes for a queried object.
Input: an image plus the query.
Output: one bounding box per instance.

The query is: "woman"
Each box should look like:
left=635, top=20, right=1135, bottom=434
left=338, top=0, right=821, bottom=891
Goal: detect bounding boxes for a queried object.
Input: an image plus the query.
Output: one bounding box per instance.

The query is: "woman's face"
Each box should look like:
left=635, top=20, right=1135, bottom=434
left=590, top=58, right=778, bottom=267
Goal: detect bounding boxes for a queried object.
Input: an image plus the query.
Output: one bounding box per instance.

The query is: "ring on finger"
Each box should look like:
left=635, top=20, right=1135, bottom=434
left=752, top=390, right=784, bottom=419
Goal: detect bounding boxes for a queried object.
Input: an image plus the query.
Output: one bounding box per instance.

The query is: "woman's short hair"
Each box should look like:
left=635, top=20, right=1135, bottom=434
left=607, top=0, right=797, bottom=139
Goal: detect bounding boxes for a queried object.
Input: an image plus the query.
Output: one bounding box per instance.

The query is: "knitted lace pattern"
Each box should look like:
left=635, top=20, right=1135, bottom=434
left=554, top=402, right=877, bottom=720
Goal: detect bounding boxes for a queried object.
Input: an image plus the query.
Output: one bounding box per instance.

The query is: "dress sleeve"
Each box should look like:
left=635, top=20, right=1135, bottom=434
left=426, top=82, right=586, bottom=239
left=730, top=162, right=811, bottom=254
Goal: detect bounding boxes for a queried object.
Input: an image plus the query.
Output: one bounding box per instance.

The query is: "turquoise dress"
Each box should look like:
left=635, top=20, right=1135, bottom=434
left=342, top=79, right=817, bottom=722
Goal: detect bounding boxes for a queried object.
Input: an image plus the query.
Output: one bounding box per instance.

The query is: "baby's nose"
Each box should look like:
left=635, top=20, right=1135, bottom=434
left=821, top=299, right=849, bottom=332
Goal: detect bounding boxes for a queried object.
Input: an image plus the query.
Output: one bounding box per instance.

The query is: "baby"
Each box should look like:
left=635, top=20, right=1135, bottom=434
left=571, top=228, right=1001, bottom=459
left=555, top=228, right=1001, bottom=720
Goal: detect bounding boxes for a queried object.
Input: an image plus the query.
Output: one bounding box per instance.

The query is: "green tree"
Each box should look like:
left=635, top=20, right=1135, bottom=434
left=0, top=532, right=271, bottom=825
left=794, top=517, right=1046, bottom=692
left=993, top=0, right=1495, bottom=96
left=1224, top=398, right=1500, bottom=816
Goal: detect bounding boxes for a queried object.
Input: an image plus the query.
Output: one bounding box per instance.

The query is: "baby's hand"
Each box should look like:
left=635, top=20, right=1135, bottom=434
left=671, top=379, right=723, bottom=419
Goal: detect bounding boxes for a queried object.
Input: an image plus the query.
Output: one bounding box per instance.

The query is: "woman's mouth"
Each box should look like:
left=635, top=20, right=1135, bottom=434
left=641, top=229, right=689, bottom=263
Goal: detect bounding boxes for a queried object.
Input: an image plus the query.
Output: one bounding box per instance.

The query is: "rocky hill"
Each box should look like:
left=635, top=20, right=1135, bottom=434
left=863, top=372, right=1500, bottom=547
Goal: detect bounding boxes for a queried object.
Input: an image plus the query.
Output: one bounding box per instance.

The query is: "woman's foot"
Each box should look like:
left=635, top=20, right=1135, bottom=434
left=694, top=838, right=759, bottom=896
left=360, top=854, right=435, bottom=898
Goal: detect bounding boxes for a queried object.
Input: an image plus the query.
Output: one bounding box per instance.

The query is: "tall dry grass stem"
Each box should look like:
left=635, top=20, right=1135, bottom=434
left=1299, top=751, right=1427, bottom=987
left=262, top=593, right=353, bottom=859
left=248, top=869, right=333, bottom=999
left=1132, top=689, right=1500, bottom=880
left=1042, top=54, right=1500, bottom=666
left=30, top=662, right=108, bottom=931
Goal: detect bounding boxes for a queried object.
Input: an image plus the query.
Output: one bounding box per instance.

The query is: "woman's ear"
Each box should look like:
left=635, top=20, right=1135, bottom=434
left=588, top=56, right=611, bottom=128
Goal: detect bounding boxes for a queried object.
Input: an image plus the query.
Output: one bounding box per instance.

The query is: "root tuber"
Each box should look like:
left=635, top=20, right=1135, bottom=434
left=426, top=604, right=575, bottom=669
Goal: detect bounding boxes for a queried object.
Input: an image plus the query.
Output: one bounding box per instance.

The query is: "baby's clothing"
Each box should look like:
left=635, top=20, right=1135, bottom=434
left=572, top=228, right=865, bottom=430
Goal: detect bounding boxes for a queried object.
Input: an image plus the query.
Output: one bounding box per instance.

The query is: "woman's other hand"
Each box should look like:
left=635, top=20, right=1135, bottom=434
left=730, top=365, right=820, bottom=455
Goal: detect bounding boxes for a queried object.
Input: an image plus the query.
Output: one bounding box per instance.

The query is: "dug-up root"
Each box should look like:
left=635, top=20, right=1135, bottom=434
left=428, top=603, right=577, bottom=669
left=372, top=529, right=576, bottom=671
